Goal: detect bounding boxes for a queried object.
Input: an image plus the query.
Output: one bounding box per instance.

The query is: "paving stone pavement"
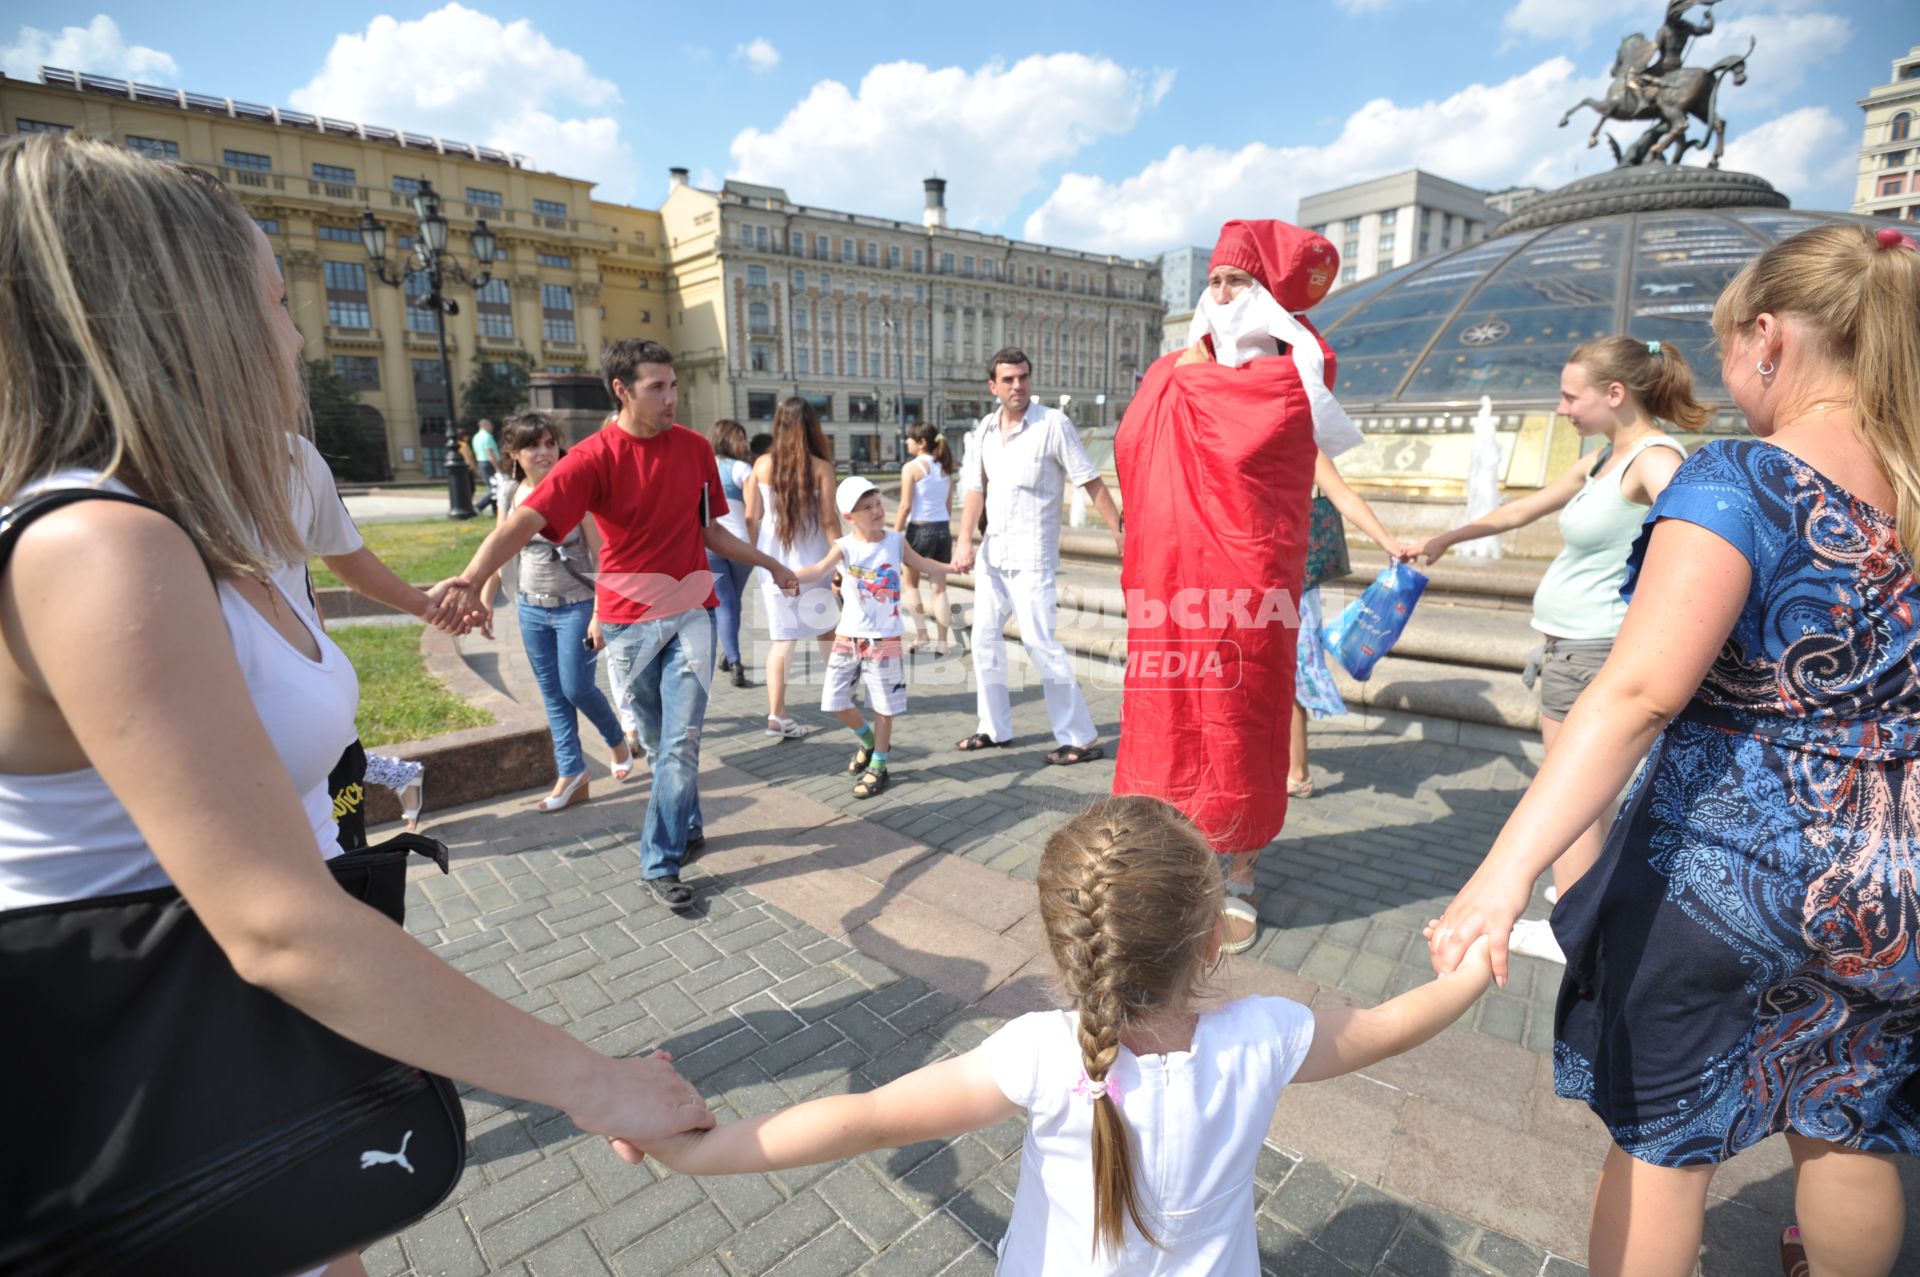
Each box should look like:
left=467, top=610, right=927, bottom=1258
left=696, top=639, right=1563, bottom=1054
left=381, top=825, right=1587, bottom=1277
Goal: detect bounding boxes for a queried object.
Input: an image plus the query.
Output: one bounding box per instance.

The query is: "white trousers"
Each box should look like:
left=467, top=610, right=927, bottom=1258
left=971, top=557, right=1096, bottom=748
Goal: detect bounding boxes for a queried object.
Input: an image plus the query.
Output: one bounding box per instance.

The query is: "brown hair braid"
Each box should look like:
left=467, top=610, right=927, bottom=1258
left=1037, top=796, right=1222, bottom=1258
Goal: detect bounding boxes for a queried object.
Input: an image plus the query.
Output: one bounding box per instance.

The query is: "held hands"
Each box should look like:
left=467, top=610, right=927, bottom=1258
left=574, top=1049, right=715, bottom=1165
left=1424, top=860, right=1535, bottom=989
left=426, top=577, right=494, bottom=640
left=950, top=544, right=975, bottom=575
left=772, top=568, right=800, bottom=596
left=1408, top=537, right=1449, bottom=567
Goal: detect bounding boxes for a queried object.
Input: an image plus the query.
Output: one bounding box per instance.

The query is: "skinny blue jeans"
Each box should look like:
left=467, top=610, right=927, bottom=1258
left=706, top=550, right=754, bottom=666
left=602, top=608, right=713, bottom=880
left=517, top=597, right=624, bottom=777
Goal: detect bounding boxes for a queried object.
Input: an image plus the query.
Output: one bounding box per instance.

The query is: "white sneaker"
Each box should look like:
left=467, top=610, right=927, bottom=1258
left=1508, top=918, right=1566, bottom=964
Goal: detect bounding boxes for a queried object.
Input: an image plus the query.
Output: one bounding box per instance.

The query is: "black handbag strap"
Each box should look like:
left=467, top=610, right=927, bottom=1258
left=0, top=487, right=211, bottom=580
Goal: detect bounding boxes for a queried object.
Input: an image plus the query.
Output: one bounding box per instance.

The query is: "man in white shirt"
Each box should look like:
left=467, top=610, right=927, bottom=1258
left=951, top=348, right=1122, bottom=764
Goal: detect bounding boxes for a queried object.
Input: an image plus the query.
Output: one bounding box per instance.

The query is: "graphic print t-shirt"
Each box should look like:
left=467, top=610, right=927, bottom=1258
left=835, top=531, right=904, bottom=639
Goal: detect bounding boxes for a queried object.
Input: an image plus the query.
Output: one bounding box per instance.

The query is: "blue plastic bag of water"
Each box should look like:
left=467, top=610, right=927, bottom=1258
left=1323, top=562, right=1429, bottom=681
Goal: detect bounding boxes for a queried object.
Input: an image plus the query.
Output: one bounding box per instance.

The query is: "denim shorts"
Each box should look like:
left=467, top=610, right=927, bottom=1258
left=905, top=521, right=951, bottom=565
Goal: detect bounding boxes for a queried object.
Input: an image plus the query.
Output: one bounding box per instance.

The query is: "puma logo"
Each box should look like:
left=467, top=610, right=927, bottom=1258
left=359, top=1129, right=415, bottom=1174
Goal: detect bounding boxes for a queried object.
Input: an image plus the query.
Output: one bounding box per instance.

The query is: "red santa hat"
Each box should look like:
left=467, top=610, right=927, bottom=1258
left=1208, top=220, right=1341, bottom=313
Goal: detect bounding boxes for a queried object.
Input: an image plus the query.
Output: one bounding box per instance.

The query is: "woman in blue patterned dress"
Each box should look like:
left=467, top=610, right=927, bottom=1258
left=1425, top=222, right=1920, bottom=1277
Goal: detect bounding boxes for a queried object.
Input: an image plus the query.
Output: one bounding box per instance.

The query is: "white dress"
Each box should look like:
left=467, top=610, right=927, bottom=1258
left=754, top=478, right=835, bottom=641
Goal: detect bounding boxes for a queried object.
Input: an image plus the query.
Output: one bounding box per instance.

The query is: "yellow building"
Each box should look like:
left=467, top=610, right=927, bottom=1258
left=1852, top=43, right=1920, bottom=222
left=1, top=66, right=667, bottom=480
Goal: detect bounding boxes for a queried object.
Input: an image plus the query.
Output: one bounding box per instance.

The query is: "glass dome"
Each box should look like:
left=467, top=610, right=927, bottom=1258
left=1311, top=207, right=1900, bottom=413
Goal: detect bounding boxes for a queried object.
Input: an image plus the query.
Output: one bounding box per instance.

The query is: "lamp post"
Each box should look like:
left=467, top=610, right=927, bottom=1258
left=360, top=179, right=495, bottom=519
left=882, top=313, right=910, bottom=463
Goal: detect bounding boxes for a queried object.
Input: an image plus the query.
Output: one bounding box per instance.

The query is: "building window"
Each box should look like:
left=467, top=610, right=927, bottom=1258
left=1880, top=175, right=1907, bottom=199
left=476, top=278, right=513, bottom=339
left=749, top=345, right=773, bottom=372
left=1378, top=233, right=1396, bottom=252
left=913, top=248, right=925, bottom=271
left=16, top=118, right=72, bottom=134
left=747, top=264, right=767, bottom=287
left=1380, top=209, right=1397, bottom=226
left=224, top=150, right=272, bottom=184
left=841, top=237, right=855, bottom=261
left=889, top=245, right=901, bottom=268
left=849, top=394, right=879, bottom=422
left=542, top=284, right=576, bottom=343
left=794, top=305, right=810, bottom=332
left=332, top=354, right=380, bottom=387
left=793, top=269, right=807, bottom=291
left=1893, top=112, right=1913, bottom=142
left=126, top=135, right=179, bottom=159
left=796, top=349, right=811, bottom=374
left=790, top=230, right=805, bottom=255
left=749, top=302, right=771, bottom=335
left=1042, top=268, right=1052, bottom=287
left=915, top=284, right=925, bottom=304
left=312, top=163, right=356, bottom=191
left=940, top=253, right=955, bottom=275
left=815, top=234, right=830, bottom=258
left=748, top=391, right=778, bottom=420
left=533, top=198, right=567, bottom=218
left=806, top=393, right=832, bottom=421
left=392, top=176, right=423, bottom=195
left=538, top=252, right=573, bottom=268
left=914, top=357, right=927, bottom=380
left=323, top=261, right=371, bottom=329
left=739, top=225, right=755, bottom=246
left=317, top=225, right=360, bottom=242
left=1339, top=265, right=1358, bottom=283
left=405, top=271, right=441, bottom=333
left=1903, top=63, right=1920, bottom=80
left=1888, top=151, right=1910, bottom=168
left=865, top=241, right=878, bottom=264
left=466, top=188, right=503, bottom=209
left=820, top=271, right=831, bottom=293
left=1344, top=217, right=1360, bottom=233
left=256, top=218, right=281, bottom=235
left=962, top=255, right=974, bottom=276
left=1344, top=239, right=1359, bottom=259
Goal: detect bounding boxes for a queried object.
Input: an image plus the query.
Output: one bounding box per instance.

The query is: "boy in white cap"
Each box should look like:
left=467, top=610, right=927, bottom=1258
left=793, top=476, right=952, bottom=797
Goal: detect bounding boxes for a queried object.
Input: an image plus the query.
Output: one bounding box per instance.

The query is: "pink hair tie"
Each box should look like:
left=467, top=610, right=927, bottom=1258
left=1876, top=227, right=1916, bottom=252
left=1072, top=1071, right=1122, bottom=1105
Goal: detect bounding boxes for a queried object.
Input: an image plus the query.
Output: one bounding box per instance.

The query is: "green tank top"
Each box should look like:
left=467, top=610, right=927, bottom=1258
left=1530, top=437, right=1686, bottom=640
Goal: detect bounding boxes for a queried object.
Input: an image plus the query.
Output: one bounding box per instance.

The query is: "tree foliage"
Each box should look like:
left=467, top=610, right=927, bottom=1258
left=459, top=349, right=535, bottom=432
left=305, top=357, right=391, bottom=483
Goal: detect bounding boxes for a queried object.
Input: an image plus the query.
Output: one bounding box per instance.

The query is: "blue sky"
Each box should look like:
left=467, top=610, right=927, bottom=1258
left=2, top=2, right=1904, bottom=254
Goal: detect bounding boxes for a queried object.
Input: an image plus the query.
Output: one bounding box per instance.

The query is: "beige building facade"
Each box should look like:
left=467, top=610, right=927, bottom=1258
left=1, top=67, right=668, bottom=480
left=1851, top=43, right=1920, bottom=222
left=659, top=174, right=1164, bottom=467
left=1298, top=169, right=1497, bottom=290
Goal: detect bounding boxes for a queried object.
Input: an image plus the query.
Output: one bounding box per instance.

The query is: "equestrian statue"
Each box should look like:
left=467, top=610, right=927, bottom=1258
left=1559, top=1, right=1754, bottom=168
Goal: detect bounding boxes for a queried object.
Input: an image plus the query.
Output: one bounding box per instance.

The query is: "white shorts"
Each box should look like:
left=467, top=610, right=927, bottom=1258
left=821, top=636, right=908, bottom=718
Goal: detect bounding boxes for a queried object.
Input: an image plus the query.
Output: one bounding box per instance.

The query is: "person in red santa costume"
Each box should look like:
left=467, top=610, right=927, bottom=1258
left=1113, top=219, right=1369, bottom=954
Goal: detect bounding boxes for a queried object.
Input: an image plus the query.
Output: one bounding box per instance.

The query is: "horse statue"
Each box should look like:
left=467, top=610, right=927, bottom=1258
left=1559, top=39, right=1753, bottom=168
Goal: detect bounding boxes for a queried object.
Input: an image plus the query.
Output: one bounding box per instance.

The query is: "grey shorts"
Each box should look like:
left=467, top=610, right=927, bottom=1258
left=1522, top=636, right=1613, bottom=720
left=821, top=636, right=908, bottom=717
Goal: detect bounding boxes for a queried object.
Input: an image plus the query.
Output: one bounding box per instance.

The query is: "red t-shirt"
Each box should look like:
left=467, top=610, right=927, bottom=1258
left=521, top=421, right=728, bottom=624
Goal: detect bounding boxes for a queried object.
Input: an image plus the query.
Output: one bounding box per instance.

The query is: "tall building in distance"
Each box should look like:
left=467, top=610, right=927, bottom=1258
left=0, top=66, right=669, bottom=481
left=1852, top=43, right=1920, bottom=222
left=660, top=174, right=1163, bottom=465
left=1155, top=246, right=1213, bottom=313
left=1298, top=170, right=1497, bottom=291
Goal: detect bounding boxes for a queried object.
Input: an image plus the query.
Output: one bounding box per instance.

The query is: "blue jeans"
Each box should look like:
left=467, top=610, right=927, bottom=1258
left=602, top=608, right=713, bottom=880
left=518, top=597, right=624, bottom=776
left=707, top=550, right=754, bottom=666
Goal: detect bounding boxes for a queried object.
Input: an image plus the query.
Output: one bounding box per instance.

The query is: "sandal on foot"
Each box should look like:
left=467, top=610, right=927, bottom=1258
left=765, top=715, right=811, bottom=740
left=647, top=876, right=696, bottom=910
left=853, top=768, right=890, bottom=799
left=1779, top=1227, right=1809, bottom=1277
left=611, top=741, right=634, bottom=782
left=400, top=780, right=423, bottom=833
left=1286, top=777, right=1313, bottom=798
left=956, top=732, right=1010, bottom=752
left=1221, top=897, right=1259, bottom=955
left=1044, top=743, right=1105, bottom=766
left=848, top=741, right=875, bottom=774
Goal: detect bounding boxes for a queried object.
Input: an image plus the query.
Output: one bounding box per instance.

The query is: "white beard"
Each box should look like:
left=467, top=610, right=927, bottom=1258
left=1186, top=282, right=1365, bottom=458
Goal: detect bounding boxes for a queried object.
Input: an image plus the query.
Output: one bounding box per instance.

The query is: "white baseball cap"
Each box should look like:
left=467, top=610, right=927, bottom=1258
left=835, top=475, right=879, bottom=515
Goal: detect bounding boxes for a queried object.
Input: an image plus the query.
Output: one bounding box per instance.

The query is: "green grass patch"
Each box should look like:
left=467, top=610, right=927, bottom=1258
left=332, top=622, right=493, bottom=748
left=310, top=518, right=492, bottom=590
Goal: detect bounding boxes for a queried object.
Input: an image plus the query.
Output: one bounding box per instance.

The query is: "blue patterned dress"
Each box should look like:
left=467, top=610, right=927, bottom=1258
left=1554, top=439, right=1920, bottom=1167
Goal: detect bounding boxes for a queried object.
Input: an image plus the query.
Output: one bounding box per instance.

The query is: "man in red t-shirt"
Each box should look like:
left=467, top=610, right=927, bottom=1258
left=457, top=339, right=799, bottom=908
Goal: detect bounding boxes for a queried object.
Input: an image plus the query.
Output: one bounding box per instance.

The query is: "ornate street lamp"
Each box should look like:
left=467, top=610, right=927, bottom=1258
left=881, top=313, right=911, bottom=463
left=360, top=179, right=495, bottom=519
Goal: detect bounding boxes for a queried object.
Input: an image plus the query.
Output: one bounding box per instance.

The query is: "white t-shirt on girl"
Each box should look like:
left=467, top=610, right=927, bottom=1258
left=979, top=995, right=1316, bottom=1275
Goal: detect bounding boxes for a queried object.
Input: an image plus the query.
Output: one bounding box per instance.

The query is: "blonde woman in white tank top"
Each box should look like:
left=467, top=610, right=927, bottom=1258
left=0, top=136, right=712, bottom=1277
left=891, top=423, right=957, bottom=656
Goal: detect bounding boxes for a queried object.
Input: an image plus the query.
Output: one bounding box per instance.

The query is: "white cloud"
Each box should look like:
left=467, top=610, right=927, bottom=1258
left=1689, top=8, right=1851, bottom=107
left=734, top=38, right=779, bottom=73
left=289, top=4, right=634, bottom=197
left=1501, top=0, right=1641, bottom=45
left=1718, top=106, right=1856, bottom=208
left=0, top=14, right=178, bottom=82
left=728, top=53, right=1165, bottom=227
left=1335, top=0, right=1396, bottom=12
left=1024, top=58, right=1612, bottom=255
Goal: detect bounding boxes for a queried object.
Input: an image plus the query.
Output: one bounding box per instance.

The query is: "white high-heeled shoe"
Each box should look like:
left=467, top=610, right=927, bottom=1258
left=538, top=772, right=590, bottom=813
left=611, top=740, right=634, bottom=782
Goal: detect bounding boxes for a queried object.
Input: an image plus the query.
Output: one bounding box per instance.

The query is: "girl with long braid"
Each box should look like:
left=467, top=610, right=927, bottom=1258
left=631, top=796, right=1493, bottom=1271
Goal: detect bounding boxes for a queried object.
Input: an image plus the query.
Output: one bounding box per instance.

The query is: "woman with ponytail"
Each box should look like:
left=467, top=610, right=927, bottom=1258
left=1428, top=224, right=1920, bottom=1277
left=891, top=421, right=956, bottom=655
left=630, top=795, right=1492, bottom=1272
left=1414, top=336, right=1704, bottom=961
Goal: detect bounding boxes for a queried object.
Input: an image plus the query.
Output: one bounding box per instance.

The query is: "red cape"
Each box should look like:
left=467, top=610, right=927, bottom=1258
left=1111, top=334, right=1329, bottom=852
